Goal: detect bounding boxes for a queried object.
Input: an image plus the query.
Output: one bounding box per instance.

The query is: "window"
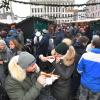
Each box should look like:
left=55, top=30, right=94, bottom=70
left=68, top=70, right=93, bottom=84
left=38, top=8, right=39, bottom=12
left=47, top=7, right=49, bottom=12
left=59, top=7, right=60, bottom=12
left=35, top=8, right=36, bottom=13
left=41, top=8, right=42, bottom=12
left=56, top=7, right=57, bottom=12
left=53, top=7, right=55, bottom=12
left=59, top=14, right=60, bottom=18
left=50, top=7, right=52, bottom=12
left=63, top=8, right=64, bottom=12
left=32, top=8, right=34, bottom=13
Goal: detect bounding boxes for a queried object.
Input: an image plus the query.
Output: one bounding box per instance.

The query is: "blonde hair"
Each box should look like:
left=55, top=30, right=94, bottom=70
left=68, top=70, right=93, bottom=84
left=63, top=46, right=76, bottom=66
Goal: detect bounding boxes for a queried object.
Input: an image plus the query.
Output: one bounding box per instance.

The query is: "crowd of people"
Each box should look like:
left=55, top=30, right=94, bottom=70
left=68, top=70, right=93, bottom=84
left=0, top=23, right=100, bottom=100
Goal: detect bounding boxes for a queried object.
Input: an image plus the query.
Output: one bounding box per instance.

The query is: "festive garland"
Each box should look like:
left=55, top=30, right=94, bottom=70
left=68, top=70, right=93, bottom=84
left=9, top=0, right=100, bottom=7
left=1, top=0, right=10, bottom=10
left=1, top=0, right=100, bottom=11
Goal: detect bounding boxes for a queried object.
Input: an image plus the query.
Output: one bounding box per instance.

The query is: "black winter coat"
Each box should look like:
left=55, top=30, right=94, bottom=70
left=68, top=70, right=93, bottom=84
left=51, top=60, right=75, bottom=100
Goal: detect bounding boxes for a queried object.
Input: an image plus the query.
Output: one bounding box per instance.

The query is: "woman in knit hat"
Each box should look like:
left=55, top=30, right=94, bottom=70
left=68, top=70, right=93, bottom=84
left=39, top=38, right=76, bottom=100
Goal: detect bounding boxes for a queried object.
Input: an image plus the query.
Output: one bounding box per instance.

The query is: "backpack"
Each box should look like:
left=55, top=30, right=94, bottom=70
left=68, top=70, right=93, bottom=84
left=0, top=81, right=10, bottom=100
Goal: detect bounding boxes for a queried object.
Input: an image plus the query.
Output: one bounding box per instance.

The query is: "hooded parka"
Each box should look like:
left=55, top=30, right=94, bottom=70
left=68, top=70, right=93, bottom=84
left=5, top=55, right=43, bottom=100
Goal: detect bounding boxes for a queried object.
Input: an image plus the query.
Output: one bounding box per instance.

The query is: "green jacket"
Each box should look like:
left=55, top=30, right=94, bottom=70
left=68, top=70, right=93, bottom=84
left=5, top=55, right=43, bottom=100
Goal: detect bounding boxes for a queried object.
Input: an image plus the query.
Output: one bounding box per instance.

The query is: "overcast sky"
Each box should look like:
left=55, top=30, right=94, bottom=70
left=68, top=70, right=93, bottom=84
left=3, top=0, right=89, bottom=17
left=75, top=0, right=88, bottom=4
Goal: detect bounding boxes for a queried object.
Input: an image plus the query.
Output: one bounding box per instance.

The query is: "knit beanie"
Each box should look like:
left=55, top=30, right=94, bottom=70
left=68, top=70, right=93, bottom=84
left=17, top=52, right=36, bottom=69
left=0, top=40, right=6, bottom=45
left=55, top=43, right=69, bottom=55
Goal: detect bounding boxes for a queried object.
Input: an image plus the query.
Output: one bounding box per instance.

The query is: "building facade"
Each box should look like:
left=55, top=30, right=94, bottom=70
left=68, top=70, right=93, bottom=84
left=30, top=0, right=75, bottom=24
left=74, top=8, right=86, bottom=21
left=86, top=0, right=100, bottom=18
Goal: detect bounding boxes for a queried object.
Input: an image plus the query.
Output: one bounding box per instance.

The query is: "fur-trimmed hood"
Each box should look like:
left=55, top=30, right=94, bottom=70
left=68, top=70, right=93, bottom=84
left=8, top=55, right=40, bottom=81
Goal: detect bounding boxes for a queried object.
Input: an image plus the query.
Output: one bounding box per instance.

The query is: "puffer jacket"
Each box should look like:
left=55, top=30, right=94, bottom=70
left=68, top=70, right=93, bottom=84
left=5, top=55, right=43, bottom=100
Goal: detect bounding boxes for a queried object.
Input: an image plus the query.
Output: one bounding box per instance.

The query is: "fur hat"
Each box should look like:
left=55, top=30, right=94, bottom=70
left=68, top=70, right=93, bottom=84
left=17, top=52, right=36, bottom=69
